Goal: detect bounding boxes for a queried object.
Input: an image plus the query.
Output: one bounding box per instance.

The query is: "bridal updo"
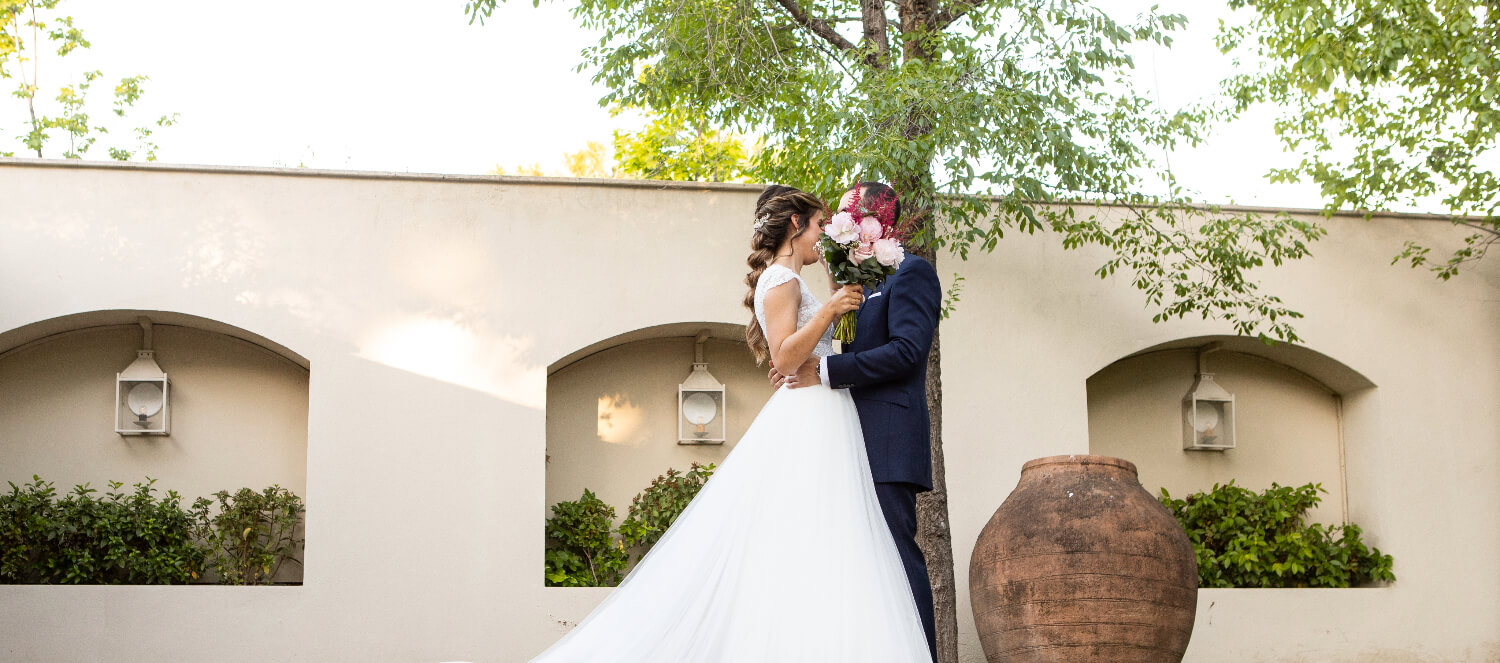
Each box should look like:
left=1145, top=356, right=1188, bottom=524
left=744, top=185, right=826, bottom=365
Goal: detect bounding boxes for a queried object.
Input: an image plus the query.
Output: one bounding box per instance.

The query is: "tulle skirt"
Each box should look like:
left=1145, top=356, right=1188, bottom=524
left=528, top=383, right=932, bottom=662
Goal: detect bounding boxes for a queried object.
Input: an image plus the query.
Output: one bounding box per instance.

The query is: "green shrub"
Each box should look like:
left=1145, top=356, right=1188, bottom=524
left=0, top=476, right=205, bottom=584
left=1160, top=481, right=1395, bottom=588
left=544, top=489, right=628, bottom=587
left=191, top=485, right=305, bottom=585
left=618, top=463, right=715, bottom=552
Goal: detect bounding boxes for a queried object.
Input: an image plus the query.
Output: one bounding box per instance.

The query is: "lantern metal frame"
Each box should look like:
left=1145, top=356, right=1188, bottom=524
left=115, top=318, right=170, bottom=437
left=678, top=330, right=726, bottom=445
left=1182, top=344, right=1234, bottom=451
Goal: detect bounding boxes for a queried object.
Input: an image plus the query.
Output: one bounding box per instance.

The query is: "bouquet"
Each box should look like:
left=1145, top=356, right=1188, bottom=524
left=818, top=187, right=905, bottom=343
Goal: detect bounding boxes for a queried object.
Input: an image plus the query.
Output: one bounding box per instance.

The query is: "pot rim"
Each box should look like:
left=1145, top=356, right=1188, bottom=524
left=1020, top=454, right=1138, bottom=475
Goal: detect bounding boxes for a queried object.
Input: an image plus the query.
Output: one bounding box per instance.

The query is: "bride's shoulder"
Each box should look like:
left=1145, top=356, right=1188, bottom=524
left=755, top=265, right=803, bottom=304
left=759, top=263, right=802, bottom=286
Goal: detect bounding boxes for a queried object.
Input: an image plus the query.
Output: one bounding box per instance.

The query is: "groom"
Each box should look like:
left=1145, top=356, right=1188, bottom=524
left=775, top=182, right=941, bottom=661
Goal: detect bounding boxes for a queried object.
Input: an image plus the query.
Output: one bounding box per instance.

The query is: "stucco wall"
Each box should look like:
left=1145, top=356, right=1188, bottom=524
left=0, top=159, right=1496, bottom=662
left=1087, top=348, right=1347, bottom=525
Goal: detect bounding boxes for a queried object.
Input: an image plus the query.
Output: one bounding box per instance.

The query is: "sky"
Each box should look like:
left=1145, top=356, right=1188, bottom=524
left=7, top=0, right=1327, bottom=209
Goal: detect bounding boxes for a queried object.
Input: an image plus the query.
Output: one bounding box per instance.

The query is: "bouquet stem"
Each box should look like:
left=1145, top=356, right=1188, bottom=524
left=833, top=311, right=857, bottom=343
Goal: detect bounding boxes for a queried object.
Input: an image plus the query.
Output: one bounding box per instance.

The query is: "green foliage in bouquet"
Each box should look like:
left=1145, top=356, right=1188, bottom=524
left=0, top=476, right=204, bottom=584
left=191, top=485, right=305, bottom=585
left=1159, top=481, right=1395, bottom=588
left=619, top=463, right=716, bottom=552
left=544, top=488, right=629, bottom=587
left=820, top=242, right=892, bottom=288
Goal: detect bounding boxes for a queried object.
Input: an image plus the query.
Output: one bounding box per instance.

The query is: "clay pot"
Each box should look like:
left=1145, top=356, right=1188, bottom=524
left=968, top=455, right=1198, bottom=662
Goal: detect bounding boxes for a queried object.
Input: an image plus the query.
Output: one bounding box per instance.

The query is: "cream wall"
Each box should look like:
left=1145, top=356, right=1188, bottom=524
left=545, top=335, right=774, bottom=526
left=1087, top=348, right=1347, bottom=525
left=0, top=159, right=1496, bottom=662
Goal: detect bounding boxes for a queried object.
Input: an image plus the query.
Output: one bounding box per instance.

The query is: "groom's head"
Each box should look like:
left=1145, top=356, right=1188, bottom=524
left=838, top=182, right=901, bottom=229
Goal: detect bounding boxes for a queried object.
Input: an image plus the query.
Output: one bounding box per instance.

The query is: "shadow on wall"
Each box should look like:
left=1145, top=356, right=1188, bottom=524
left=357, top=313, right=547, bottom=411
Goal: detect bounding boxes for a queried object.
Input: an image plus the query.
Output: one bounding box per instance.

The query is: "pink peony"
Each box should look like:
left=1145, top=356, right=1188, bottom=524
left=853, top=241, right=876, bottom=264
left=858, top=218, right=884, bottom=243
left=825, top=212, right=860, bottom=244
left=873, top=238, right=905, bottom=267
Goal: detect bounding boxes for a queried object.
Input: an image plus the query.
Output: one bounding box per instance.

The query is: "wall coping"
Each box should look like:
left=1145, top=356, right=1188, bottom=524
left=1, top=157, right=1485, bottom=224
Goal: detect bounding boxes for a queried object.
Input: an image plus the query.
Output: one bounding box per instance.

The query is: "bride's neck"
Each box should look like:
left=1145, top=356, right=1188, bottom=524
left=770, top=254, right=804, bottom=272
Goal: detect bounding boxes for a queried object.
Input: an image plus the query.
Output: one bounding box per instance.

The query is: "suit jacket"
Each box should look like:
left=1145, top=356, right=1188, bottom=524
left=825, top=255, right=941, bottom=491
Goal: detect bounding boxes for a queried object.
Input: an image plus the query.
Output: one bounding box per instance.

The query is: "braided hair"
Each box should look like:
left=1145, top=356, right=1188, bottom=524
left=744, top=185, right=826, bottom=365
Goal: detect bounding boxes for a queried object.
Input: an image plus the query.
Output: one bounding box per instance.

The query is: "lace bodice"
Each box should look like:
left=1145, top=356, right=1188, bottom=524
left=753, top=264, right=836, bottom=359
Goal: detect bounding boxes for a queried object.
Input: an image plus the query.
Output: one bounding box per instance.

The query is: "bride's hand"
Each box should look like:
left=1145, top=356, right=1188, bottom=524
left=824, top=284, right=864, bottom=317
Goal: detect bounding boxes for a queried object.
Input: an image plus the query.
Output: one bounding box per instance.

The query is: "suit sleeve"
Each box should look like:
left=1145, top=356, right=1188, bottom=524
left=825, top=257, right=941, bottom=389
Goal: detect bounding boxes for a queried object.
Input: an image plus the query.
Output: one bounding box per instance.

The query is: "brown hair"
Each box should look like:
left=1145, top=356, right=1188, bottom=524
left=744, top=185, right=826, bottom=365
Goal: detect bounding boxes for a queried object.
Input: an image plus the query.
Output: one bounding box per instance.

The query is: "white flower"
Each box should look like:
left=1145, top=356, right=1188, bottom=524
left=873, top=238, right=905, bottom=267
left=824, top=212, right=860, bottom=244
left=858, top=218, right=884, bottom=243
left=853, top=241, right=876, bottom=264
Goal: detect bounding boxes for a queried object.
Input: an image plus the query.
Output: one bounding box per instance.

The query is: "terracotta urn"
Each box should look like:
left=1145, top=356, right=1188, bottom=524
left=968, top=455, right=1198, bottom=662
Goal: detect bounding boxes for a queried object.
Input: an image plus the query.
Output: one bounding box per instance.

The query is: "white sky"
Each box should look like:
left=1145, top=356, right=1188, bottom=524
left=10, top=0, right=1326, bottom=209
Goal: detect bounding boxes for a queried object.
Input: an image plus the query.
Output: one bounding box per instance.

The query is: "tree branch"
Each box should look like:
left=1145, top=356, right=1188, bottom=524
left=933, top=0, right=985, bottom=30
left=771, top=0, right=857, bottom=52
left=1458, top=219, right=1500, bottom=238
left=860, top=0, right=890, bottom=66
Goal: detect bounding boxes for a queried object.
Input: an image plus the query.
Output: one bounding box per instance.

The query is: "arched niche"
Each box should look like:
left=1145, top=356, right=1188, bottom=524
left=0, top=309, right=308, bottom=369
left=544, top=322, right=770, bottom=527
left=0, top=310, right=310, bottom=581
left=1086, top=335, right=1376, bottom=525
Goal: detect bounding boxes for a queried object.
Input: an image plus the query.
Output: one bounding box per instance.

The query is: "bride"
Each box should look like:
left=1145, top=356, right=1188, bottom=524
left=527, top=185, right=933, bottom=662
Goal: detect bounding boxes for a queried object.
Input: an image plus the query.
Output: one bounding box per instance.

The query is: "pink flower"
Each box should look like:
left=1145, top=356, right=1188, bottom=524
left=874, top=238, right=905, bottom=267
left=825, top=212, right=860, bottom=244
left=858, top=218, right=884, bottom=243
left=853, top=241, right=876, bottom=264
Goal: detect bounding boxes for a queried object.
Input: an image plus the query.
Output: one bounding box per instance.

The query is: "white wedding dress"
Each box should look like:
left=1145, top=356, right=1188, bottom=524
left=528, top=264, right=932, bottom=663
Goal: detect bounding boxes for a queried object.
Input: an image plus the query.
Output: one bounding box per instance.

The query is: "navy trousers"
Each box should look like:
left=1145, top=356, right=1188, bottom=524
left=875, top=481, right=937, bottom=662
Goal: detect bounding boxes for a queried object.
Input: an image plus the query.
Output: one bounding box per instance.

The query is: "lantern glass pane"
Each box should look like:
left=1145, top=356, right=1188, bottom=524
left=1196, top=401, right=1225, bottom=445
left=682, top=392, right=717, bottom=425
left=117, top=378, right=168, bottom=434
left=127, top=382, right=165, bottom=417
left=678, top=389, right=724, bottom=442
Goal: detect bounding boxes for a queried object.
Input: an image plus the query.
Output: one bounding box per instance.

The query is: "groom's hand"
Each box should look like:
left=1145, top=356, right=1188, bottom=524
left=783, top=356, right=820, bottom=389
left=767, top=361, right=789, bottom=389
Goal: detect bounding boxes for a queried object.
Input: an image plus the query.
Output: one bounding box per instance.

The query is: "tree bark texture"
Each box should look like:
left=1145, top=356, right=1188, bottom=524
left=914, top=245, right=959, bottom=663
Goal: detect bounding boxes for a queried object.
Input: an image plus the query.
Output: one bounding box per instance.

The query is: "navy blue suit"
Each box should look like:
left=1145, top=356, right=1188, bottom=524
left=825, top=255, right=940, bottom=661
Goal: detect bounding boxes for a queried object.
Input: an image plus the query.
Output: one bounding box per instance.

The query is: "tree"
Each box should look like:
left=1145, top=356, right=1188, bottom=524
left=613, top=110, right=755, bottom=181
left=488, top=113, right=753, bottom=180
left=467, top=1, right=1323, bottom=659
left=0, top=0, right=174, bottom=160
left=565, top=140, right=620, bottom=178
left=490, top=162, right=550, bottom=176
left=1220, top=0, right=1499, bottom=279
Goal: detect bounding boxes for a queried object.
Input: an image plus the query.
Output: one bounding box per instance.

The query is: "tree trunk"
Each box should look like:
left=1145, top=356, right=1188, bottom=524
left=886, top=1, right=957, bottom=656
left=914, top=246, right=959, bottom=663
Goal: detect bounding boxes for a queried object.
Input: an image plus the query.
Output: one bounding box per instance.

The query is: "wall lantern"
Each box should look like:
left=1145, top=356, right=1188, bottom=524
left=678, top=329, right=725, bottom=445
left=115, top=317, right=170, bottom=436
left=1183, top=343, right=1234, bottom=451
